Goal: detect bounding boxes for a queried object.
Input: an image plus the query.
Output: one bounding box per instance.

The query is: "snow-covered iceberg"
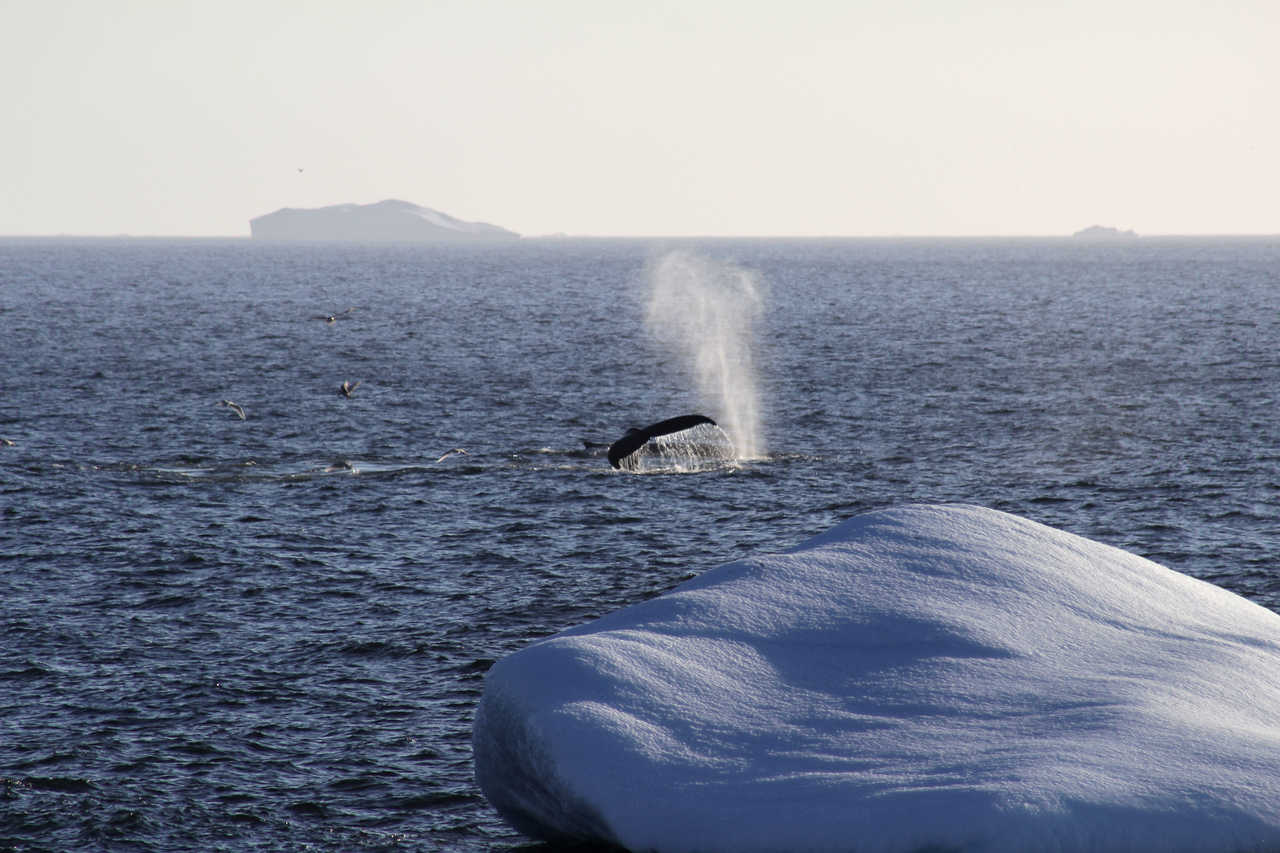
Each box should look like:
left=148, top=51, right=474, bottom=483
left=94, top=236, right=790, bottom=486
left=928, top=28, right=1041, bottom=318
left=473, top=504, right=1280, bottom=852
left=248, top=199, right=518, bottom=241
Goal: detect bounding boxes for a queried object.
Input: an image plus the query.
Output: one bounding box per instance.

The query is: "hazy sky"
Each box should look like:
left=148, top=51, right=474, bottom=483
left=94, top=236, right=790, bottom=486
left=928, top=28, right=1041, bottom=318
left=3, top=0, right=1276, bottom=237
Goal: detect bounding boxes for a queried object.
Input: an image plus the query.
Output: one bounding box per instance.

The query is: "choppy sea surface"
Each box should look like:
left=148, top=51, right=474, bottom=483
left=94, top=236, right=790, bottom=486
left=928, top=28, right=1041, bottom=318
left=1, top=236, right=1277, bottom=851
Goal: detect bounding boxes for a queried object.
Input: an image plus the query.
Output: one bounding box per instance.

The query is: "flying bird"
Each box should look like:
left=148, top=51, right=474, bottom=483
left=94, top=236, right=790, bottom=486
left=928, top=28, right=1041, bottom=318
left=217, top=399, right=246, bottom=420
left=339, top=380, right=361, bottom=398
left=435, top=448, right=468, bottom=463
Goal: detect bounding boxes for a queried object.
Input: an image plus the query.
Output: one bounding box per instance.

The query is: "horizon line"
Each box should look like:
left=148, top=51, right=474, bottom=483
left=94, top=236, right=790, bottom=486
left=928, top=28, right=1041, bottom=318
left=2, top=231, right=1278, bottom=241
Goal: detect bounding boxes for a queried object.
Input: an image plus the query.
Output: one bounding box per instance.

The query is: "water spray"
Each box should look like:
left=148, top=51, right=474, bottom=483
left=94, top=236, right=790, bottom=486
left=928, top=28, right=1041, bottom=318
left=645, top=251, right=766, bottom=460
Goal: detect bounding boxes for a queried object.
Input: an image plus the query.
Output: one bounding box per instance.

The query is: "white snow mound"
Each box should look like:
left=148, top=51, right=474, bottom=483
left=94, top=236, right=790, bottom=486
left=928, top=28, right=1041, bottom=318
left=473, top=504, right=1280, bottom=853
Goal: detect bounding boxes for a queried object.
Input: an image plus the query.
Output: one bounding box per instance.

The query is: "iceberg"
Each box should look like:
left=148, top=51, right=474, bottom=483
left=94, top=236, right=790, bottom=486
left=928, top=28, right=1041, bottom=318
left=1072, top=224, right=1139, bottom=239
left=473, top=504, right=1280, bottom=852
left=248, top=199, right=519, bottom=241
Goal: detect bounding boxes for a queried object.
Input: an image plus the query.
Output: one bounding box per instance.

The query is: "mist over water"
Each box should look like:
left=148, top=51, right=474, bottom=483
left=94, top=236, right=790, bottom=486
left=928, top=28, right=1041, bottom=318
left=645, top=250, right=766, bottom=460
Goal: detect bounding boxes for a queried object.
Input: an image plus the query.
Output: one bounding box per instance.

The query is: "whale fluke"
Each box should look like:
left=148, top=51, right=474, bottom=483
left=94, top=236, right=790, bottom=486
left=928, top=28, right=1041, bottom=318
left=607, top=414, right=716, bottom=469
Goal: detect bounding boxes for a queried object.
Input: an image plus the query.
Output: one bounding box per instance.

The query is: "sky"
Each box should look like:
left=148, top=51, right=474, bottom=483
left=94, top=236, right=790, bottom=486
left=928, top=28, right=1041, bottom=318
left=3, top=0, right=1277, bottom=237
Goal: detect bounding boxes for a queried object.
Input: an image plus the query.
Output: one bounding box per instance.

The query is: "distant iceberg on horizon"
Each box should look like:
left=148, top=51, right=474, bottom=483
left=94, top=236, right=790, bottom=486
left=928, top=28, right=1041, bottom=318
left=473, top=503, right=1280, bottom=852
left=249, top=199, right=519, bottom=242
left=1072, top=224, right=1138, bottom=239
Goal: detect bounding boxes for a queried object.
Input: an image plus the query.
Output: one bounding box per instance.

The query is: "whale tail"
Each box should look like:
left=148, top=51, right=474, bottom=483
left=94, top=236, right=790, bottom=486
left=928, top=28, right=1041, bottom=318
left=607, top=414, right=725, bottom=470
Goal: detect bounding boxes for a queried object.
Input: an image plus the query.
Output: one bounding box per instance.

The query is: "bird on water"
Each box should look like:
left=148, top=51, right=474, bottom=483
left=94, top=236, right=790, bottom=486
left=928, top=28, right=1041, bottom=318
left=314, top=307, right=356, bottom=324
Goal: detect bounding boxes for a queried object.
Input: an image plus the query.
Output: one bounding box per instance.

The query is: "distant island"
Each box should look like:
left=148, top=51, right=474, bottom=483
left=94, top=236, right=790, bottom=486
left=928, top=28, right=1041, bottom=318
left=249, top=199, right=520, bottom=242
left=1072, top=225, right=1138, bottom=239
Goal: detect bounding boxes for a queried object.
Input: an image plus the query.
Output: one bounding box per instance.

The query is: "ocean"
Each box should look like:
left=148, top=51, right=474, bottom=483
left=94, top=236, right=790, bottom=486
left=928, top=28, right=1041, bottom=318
left=1, top=236, right=1277, bottom=851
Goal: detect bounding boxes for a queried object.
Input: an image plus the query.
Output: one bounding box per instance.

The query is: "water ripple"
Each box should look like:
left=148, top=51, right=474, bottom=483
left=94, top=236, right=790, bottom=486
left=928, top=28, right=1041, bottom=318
left=1, top=237, right=1277, bottom=849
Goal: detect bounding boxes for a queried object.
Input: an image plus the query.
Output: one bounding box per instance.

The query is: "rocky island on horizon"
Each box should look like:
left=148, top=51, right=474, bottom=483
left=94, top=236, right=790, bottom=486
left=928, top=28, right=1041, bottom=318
left=1072, top=224, right=1138, bottom=239
left=249, top=199, right=520, bottom=242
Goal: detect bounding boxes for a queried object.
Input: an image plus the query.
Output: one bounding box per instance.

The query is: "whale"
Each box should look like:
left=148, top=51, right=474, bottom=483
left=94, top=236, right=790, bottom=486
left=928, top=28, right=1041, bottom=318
left=607, top=414, right=718, bottom=469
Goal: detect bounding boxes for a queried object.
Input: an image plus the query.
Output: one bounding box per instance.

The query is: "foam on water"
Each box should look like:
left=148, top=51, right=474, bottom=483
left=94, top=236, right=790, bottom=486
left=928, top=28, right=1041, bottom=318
left=645, top=251, right=766, bottom=461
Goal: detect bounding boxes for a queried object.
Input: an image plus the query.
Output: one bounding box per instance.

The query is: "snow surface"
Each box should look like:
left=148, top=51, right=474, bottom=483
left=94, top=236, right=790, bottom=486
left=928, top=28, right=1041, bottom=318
left=404, top=202, right=466, bottom=231
left=473, top=504, right=1280, bottom=853
left=357, top=198, right=508, bottom=234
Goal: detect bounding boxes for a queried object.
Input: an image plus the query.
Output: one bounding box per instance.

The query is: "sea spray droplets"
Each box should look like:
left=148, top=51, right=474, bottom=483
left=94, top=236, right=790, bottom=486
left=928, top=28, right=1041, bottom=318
left=645, top=251, right=766, bottom=460
left=617, top=422, right=736, bottom=473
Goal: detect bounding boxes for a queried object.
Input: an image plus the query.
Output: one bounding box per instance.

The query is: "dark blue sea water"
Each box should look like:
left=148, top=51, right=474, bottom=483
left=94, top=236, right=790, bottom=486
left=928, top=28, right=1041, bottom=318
left=1, top=236, right=1277, bottom=851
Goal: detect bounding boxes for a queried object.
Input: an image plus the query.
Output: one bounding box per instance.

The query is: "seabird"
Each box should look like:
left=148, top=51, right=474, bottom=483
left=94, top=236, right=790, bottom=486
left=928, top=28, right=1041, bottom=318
left=218, top=400, right=246, bottom=420
left=339, top=380, right=361, bottom=398
left=435, top=448, right=468, bottom=463
left=314, top=307, right=356, bottom=324
left=1, top=438, right=14, bottom=447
